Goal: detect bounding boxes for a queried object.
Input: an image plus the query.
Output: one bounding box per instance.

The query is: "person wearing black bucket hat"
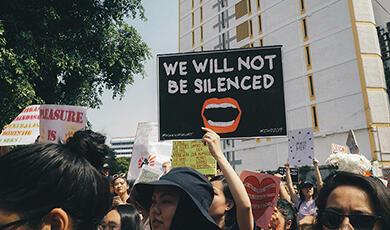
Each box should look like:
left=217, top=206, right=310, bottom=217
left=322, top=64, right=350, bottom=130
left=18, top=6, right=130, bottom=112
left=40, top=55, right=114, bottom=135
left=132, top=167, right=221, bottom=230
left=284, top=160, right=323, bottom=229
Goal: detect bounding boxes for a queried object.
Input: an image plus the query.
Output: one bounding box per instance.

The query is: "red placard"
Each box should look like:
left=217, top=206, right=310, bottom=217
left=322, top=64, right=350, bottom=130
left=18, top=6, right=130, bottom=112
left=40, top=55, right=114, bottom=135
left=240, top=171, right=281, bottom=229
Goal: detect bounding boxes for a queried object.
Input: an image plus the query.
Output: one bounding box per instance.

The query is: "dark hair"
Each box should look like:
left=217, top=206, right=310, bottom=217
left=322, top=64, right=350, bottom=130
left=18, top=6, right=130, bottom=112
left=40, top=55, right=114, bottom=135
left=314, top=171, right=390, bottom=230
left=298, top=184, right=316, bottom=201
left=210, top=174, right=237, bottom=230
left=0, top=130, right=112, bottom=230
left=277, top=199, right=298, bottom=230
left=112, top=204, right=143, bottom=230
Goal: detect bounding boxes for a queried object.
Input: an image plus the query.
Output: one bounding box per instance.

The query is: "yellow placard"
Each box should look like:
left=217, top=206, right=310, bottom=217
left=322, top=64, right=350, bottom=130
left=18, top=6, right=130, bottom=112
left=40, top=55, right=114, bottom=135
left=172, top=140, right=216, bottom=175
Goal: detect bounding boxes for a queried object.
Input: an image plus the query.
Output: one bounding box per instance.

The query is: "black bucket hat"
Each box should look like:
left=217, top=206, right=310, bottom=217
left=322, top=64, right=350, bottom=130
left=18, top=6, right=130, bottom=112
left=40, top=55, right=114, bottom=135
left=299, top=180, right=315, bottom=189
left=132, top=167, right=219, bottom=229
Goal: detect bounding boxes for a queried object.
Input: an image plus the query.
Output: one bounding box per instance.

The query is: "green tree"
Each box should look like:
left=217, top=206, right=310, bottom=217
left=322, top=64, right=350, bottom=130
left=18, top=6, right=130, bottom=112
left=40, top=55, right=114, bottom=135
left=0, top=0, right=150, bottom=128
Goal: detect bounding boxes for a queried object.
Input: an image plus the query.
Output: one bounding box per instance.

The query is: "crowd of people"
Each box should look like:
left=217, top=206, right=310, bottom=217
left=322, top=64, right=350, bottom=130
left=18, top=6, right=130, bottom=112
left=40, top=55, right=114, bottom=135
left=0, top=129, right=389, bottom=230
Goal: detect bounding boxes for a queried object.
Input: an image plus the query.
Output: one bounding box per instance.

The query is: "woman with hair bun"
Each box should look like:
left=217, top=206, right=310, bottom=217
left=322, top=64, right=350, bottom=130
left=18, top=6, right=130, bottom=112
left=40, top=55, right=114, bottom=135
left=0, top=130, right=112, bottom=230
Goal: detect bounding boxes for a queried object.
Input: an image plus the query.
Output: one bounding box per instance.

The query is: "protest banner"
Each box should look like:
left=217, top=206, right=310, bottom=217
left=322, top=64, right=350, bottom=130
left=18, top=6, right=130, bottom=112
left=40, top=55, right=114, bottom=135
left=172, top=140, right=216, bottom=175
left=277, top=166, right=299, bottom=183
left=39, top=104, right=86, bottom=143
left=0, top=105, right=40, bottom=146
left=346, top=129, right=360, bottom=154
left=128, top=122, right=173, bottom=180
left=0, top=104, right=86, bottom=146
left=288, top=128, right=314, bottom=166
left=331, top=143, right=348, bottom=154
left=158, top=46, right=286, bottom=140
left=240, top=171, right=280, bottom=229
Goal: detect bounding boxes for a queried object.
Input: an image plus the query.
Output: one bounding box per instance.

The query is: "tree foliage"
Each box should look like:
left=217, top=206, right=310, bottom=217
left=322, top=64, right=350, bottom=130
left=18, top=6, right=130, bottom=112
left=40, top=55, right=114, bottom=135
left=0, top=0, right=151, bottom=128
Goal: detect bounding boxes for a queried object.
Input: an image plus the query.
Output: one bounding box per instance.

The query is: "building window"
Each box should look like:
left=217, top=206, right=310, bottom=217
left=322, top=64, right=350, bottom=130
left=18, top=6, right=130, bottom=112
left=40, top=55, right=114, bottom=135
left=221, top=11, right=226, bottom=29
left=260, top=39, right=264, bottom=46
left=308, top=75, right=315, bottom=99
left=257, top=0, right=261, bottom=10
left=236, top=21, right=250, bottom=42
left=258, top=15, right=262, bottom=34
left=305, top=45, right=312, bottom=69
left=200, top=6, right=203, bottom=22
left=300, top=0, right=305, bottom=14
left=192, top=0, right=195, bottom=9
left=302, top=18, right=308, bottom=40
left=192, top=12, right=194, bottom=27
left=247, top=0, right=252, bottom=15
left=311, top=105, right=319, bottom=130
left=249, top=42, right=254, bottom=47
left=200, top=26, right=204, bottom=43
left=222, top=33, right=226, bottom=49
left=249, top=20, right=253, bottom=38
left=192, top=30, right=195, bottom=48
left=235, top=0, right=248, bottom=19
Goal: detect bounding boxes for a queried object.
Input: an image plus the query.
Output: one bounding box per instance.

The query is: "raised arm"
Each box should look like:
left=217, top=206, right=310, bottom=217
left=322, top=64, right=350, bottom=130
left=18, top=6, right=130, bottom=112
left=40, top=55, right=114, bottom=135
left=284, top=163, right=299, bottom=204
left=279, top=181, right=292, bottom=203
left=202, top=127, right=254, bottom=230
left=313, top=159, right=323, bottom=191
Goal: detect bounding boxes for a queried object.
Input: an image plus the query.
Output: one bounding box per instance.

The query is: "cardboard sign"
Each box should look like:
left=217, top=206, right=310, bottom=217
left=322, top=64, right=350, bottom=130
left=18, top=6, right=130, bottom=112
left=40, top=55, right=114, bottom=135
left=346, top=129, right=360, bottom=154
left=331, top=143, right=348, bottom=154
left=288, top=128, right=314, bottom=166
left=39, top=105, right=87, bottom=143
left=240, top=171, right=281, bottom=229
left=158, top=46, right=286, bottom=140
left=172, top=140, right=216, bottom=175
left=128, top=122, right=173, bottom=180
left=0, top=105, right=86, bottom=146
left=0, top=105, right=40, bottom=146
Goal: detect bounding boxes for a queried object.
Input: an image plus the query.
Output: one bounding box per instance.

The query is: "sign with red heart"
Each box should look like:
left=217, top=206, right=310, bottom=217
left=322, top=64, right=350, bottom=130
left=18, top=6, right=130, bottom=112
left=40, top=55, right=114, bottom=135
left=240, top=171, right=281, bottom=229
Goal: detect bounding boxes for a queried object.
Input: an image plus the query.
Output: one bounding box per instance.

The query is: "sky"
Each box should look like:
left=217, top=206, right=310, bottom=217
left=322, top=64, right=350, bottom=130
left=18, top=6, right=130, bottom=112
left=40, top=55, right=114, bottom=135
left=88, top=0, right=178, bottom=139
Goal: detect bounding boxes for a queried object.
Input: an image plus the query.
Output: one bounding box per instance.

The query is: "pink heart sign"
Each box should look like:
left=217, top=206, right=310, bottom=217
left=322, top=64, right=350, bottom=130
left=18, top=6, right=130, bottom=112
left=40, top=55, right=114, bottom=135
left=240, top=171, right=281, bottom=229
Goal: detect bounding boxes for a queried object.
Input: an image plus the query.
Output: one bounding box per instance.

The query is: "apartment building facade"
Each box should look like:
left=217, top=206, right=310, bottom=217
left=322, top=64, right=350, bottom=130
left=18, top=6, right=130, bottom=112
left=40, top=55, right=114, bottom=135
left=178, top=0, right=390, bottom=171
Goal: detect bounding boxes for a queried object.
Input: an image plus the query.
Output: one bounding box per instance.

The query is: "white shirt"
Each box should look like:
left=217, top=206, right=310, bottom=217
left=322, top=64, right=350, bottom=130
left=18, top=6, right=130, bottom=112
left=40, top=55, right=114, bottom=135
left=294, top=198, right=317, bottom=221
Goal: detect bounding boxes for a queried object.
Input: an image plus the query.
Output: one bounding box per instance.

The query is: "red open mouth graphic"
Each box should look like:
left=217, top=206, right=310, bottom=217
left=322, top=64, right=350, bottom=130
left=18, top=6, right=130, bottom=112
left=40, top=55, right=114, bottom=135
left=201, top=98, right=242, bottom=133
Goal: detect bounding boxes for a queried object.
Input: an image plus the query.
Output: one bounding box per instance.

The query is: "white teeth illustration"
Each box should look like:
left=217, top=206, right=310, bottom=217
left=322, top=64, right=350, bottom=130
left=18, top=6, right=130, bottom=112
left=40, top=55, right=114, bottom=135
left=205, top=103, right=236, bottom=109
left=208, top=120, right=234, bottom=127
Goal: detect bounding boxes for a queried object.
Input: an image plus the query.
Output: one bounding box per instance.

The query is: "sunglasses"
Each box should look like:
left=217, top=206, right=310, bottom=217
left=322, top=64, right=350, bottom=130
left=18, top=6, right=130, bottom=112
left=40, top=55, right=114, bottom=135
left=112, top=173, right=126, bottom=179
left=319, top=208, right=381, bottom=230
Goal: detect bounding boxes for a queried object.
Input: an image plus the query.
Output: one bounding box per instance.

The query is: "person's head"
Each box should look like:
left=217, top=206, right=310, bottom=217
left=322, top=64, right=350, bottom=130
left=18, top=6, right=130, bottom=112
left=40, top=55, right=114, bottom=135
left=315, top=171, right=390, bottom=230
left=102, top=163, right=110, bottom=176
left=0, top=130, right=112, bottom=230
left=99, top=204, right=142, bottom=230
left=112, top=173, right=130, bottom=196
left=133, top=167, right=219, bottom=230
left=271, top=199, right=298, bottom=230
left=161, top=161, right=172, bottom=175
left=209, top=174, right=235, bottom=229
left=298, top=181, right=315, bottom=200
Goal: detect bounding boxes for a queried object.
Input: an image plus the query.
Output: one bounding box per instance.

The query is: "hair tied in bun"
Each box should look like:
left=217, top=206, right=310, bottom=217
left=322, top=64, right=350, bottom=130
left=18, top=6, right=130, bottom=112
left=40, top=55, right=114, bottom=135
left=65, top=130, right=110, bottom=170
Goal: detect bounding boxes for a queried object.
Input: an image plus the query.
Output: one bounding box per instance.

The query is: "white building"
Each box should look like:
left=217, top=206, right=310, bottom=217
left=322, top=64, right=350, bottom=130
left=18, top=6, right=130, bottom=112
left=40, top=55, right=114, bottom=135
left=110, top=137, right=135, bottom=158
left=179, top=0, right=390, bottom=170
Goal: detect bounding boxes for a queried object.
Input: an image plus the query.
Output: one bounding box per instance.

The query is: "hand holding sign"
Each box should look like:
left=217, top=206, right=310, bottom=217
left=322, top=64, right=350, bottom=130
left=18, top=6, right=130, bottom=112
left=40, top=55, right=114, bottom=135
left=203, top=128, right=254, bottom=230
left=201, top=127, right=224, bottom=160
left=240, top=171, right=280, bottom=229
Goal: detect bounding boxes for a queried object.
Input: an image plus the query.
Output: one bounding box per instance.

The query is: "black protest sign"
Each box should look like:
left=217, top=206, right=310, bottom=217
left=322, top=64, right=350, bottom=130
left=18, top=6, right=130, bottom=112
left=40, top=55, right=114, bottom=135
left=277, top=167, right=299, bottom=184
left=158, top=46, right=286, bottom=140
